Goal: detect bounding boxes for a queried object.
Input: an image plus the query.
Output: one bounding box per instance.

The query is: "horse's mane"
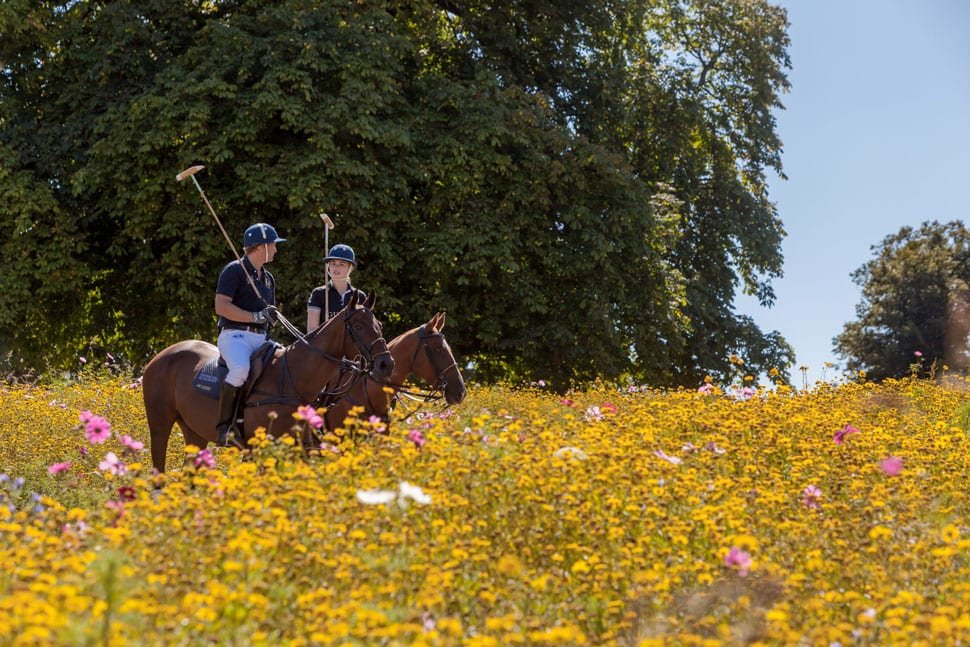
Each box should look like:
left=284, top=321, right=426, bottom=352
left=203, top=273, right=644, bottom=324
left=305, top=304, right=356, bottom=342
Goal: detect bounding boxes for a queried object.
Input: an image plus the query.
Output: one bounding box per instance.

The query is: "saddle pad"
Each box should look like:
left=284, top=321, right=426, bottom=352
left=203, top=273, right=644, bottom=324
left=191, top=342, right=282, bottom=399
left=192, top=358, right=228, bottom=399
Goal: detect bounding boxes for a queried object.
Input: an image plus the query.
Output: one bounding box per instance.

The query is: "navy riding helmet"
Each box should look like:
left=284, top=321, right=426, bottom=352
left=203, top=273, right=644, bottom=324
left=243, top=223, right=286, bottom=247
left=325, top=243, right=357, bottom=266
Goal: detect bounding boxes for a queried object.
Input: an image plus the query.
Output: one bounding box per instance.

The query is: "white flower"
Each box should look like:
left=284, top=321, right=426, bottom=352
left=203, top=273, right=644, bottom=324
left=356, top=481, right=431, bottom=506
left=398, top=481, right=431, bottom=505
left=553, top=446, right=588, bottom=460
left=356, top=488, right=396, bottom=505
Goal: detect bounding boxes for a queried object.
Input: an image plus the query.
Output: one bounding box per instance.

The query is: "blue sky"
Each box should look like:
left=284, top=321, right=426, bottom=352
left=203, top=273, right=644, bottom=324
left=735, top=0, right=970, bottom=385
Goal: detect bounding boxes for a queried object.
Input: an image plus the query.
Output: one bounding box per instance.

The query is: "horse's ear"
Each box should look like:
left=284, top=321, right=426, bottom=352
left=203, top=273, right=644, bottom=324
left=348, top=290, right=360, bottom=309
left=363, top=292, right=376, bottom=310
left=438, top=311, right=446, bottom=331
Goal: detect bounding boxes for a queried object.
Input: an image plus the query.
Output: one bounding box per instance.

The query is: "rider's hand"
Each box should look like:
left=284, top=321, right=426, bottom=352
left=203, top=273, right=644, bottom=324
left=252, top=306, right=278, bottom=326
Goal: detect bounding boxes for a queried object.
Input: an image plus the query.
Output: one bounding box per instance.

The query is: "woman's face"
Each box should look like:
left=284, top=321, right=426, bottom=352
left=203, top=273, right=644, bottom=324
left=328, top=259, right=353, bottom=281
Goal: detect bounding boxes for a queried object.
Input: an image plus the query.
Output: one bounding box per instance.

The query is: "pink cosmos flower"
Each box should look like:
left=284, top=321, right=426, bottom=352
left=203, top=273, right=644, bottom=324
left=294, top=405, right=324, bottom=429
left=368, top=415, right=388, bottom=434
left=48, top=461, right=72, bottom=475
left=833, top=424, right=859, bottom=445
left=98, top=452, right=127, bottom=476
left=697, top=383, right=716, bottom=395
left=601, top=402, right=617, bottom=414
left=724, top=546, right=753, bottom=577
left=914, top=350, right=923, bottom=357
left=653, top=449, right=683, bottom=465
left=80, top=411, right=112, bottom=444
left=119, top=434, right=144, bottom=453
left=559, top=398, right=574, bottom=406
left=704, top=441, right=726, bottom=455
left=407, top=429, right=426, bottom=449
left=194, top=448, right=216, bottom=469
left=802, top=484, right=822, bottom=510
left=879, top=456, right=903, bottom=476
left=732, top=386, right=758, bottom=401
left=584, top=405, right=603, bottom=421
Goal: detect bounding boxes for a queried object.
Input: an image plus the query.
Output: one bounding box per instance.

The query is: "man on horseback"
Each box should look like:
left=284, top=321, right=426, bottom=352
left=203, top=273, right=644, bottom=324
left=306, top=243, right=367, bottom=332
left=214, top=222, right=286, bottom=447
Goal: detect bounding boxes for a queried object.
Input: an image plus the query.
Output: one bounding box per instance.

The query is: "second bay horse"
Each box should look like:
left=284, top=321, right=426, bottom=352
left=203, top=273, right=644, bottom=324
left=323, top=312, right=466, bottom=430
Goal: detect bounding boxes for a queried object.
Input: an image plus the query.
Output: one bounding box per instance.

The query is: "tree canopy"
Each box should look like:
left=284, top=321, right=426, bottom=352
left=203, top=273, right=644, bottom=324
left=0, top=0, right=793, bottom=387
left=835, top=220, right=970, bottom=381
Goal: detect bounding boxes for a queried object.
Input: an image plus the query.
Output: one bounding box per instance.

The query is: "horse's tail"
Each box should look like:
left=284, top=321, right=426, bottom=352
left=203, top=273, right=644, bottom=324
left=142, top=356, right=175, bottom=474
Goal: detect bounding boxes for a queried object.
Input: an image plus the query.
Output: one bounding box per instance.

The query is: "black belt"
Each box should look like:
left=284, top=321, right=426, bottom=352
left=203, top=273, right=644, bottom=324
left=220, top=324, right=268, bottom=334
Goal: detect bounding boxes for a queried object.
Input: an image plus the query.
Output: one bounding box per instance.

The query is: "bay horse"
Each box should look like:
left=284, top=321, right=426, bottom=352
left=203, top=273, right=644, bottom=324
left=143, top=292, right=393, bottom=472
left=323, top=312, right=466, bottom=430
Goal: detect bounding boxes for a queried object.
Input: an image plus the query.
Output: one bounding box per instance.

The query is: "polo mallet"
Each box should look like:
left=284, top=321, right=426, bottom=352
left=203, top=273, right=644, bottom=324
left=176, top=165, right=266, bottom=306
left=319, top=212, right=335, bottom=321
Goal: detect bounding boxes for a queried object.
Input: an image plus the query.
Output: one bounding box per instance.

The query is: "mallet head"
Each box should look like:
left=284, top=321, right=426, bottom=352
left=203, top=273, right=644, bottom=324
left=176, top=165, right=205, bottom=182
left=319, top=213, right=334, bottom=230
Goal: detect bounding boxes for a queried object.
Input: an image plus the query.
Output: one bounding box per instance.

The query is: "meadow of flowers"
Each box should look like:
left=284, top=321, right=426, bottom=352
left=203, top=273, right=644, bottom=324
left=2, top=373, right=970, bottom=645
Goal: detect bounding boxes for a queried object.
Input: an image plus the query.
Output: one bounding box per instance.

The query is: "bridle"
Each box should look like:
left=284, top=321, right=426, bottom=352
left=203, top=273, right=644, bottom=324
left=342, top=306, right=393, bottom=372
left=369, top=325, right=461, bottom=409
left=248, top=305, right=390, bottom=409
left=410, top=325, right=461, bottom=394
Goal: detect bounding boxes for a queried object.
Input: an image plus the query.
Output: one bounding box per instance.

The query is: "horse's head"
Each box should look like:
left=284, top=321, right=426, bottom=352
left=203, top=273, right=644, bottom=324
left=414, top=312, right=466, bottom=405
left=341, top=292, right=394, bottom=381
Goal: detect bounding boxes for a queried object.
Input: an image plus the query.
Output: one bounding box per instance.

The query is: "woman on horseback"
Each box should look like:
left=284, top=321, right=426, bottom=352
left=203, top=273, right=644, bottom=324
left=306, top=243, right=367, bottom=332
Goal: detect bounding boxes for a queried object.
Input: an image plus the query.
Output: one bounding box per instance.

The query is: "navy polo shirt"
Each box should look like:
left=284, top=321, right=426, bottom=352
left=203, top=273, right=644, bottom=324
left=216, top=257, right=275, bottom=328
left=308, top=283, right=366, bottom=321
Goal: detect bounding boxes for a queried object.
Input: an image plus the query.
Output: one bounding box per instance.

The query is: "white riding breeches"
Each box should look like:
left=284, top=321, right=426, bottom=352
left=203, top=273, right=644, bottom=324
left=217, top=329, right=268, bottom=387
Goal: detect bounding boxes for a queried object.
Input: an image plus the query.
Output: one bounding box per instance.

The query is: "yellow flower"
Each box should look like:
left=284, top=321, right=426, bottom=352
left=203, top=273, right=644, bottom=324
left=496, top=554, right=524, bottom=577
left=941, top=524, right=960, bottom=543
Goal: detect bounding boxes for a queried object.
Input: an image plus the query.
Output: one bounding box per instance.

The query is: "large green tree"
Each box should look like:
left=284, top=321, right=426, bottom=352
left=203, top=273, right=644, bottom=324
left=835, top=221, right=970, bottom=381
left=1, top=0, right=792, bottom=386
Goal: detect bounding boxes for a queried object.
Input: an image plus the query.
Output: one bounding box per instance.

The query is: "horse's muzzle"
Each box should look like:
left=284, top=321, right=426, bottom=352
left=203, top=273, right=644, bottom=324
left=446, top=382, right=467, bottom=405
left=372, top=353, right=395, bottom=380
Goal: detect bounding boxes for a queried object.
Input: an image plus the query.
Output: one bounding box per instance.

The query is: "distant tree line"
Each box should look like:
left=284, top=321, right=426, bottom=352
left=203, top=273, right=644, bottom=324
left=837, top=220, right=970, bottom=380
left=0, top=0, right=794, bottom=387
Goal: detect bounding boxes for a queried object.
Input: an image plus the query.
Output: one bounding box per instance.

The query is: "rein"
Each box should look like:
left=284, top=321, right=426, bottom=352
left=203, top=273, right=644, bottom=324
left=245, top=307, right=385, bottom=409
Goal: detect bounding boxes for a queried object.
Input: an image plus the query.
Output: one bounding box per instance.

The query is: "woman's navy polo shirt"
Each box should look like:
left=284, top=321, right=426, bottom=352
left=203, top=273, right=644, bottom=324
left=307, top=283, right=366, bottom=321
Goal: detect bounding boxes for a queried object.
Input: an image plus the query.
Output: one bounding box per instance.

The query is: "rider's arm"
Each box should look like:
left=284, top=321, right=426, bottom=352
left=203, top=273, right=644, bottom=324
left=307, top=307, right=321, bottom=333
left=215, top=293, right=259, bottom=323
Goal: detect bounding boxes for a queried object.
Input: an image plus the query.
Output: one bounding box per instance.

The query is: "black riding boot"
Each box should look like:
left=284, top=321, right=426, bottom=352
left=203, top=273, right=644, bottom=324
left=215, top=382, right=242, bottom=448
